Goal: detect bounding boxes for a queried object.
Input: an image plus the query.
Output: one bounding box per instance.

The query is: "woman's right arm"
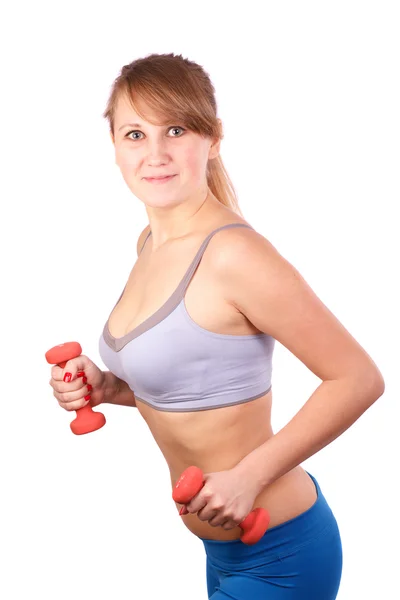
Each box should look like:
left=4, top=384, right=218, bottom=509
left=102, top=371, right=136, bottom=407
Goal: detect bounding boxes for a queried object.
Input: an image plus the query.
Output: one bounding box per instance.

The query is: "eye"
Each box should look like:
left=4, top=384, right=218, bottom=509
left=126, top=126, right=185, bottom=141
left=169, top=126, right=185, bottom=137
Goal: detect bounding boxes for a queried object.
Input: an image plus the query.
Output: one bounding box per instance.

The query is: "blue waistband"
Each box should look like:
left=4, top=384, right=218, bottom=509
left=198, top=471, right=337, bottom=568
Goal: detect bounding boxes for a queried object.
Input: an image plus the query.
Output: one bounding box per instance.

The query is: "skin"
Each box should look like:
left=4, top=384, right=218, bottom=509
left=110, top=93, right=222, bottom=250
left=106, top=94, right=327, bottom=541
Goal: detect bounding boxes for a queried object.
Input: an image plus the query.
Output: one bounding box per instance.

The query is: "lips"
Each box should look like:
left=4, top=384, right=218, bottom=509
left=144, top=174, right=176, bottom=184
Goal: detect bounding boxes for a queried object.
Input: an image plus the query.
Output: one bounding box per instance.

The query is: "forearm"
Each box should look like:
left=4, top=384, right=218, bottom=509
left=236, top=374, right=385, bottom=492
left=101, top=371, right=137, bottom=407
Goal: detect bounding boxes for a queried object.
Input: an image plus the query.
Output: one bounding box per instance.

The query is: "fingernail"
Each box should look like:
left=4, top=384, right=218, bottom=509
left=63, top=372, right=72, bottom=383
left=82, top=377, right=88, bottom=384
left=84, top=394, right=91, bottom=401
left=77, top=371, right=85, bottom=378
left=87, top=384, right=93, bottom=391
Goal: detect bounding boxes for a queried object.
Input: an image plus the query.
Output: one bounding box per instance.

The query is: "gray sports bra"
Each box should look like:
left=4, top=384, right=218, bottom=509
left=99, top=223, right=275, bottom=412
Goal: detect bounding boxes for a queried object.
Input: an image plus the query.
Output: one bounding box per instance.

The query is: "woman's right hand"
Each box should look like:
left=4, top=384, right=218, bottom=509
left=49, top=355, right=106, bottom=411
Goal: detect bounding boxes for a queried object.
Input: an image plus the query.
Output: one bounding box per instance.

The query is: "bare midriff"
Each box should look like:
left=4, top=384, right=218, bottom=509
left=134, top=390, right=318, bottom=541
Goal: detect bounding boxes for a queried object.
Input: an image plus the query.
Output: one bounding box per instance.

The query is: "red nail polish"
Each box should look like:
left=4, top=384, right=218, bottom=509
left=63, top=373, right=72, bottom=383
left=83, top=377, right=88, bottom=384
left=87, top=384, right=93, bottom=391
left=84, top=394, right=91, bottom=401
left=77, top=371, right=85, bottom=378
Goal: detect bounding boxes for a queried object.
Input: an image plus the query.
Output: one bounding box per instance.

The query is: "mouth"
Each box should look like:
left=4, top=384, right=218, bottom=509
left=144, top=174, right=176, bottom=184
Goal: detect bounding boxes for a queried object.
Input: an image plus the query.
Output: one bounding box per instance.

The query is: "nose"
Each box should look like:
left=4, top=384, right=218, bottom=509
left=146, top=136, right=170, bottom=163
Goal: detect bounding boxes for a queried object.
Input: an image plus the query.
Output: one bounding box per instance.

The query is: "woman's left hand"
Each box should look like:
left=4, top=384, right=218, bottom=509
left=179, top=465, right=261, bottom=530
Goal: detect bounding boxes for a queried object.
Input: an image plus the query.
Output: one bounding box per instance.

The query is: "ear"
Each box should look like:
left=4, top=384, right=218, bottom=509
left=209, top=119, right=223, bottom=159
left=210, top=138, right=221, bottom=160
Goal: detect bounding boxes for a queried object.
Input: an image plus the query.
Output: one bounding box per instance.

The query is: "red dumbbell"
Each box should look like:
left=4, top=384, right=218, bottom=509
left=172, top=465, right=270, bottom=545
left=45, top=341, right=106, bottom=435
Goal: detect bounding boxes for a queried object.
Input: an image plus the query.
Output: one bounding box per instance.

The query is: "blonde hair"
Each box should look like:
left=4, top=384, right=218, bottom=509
left=102, top=52, right=243, bottom=217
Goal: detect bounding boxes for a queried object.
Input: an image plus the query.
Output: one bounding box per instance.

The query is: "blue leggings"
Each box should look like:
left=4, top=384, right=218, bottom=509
left=198, top=472, right=342, bottom=599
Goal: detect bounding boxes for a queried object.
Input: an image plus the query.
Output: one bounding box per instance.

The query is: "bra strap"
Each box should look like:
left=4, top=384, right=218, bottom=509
left=139, top=229, right=152, bottom=255
left=174, top=223, right=254, bottom=300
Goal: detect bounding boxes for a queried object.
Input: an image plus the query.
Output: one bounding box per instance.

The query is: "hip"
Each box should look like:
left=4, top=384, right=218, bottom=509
left=197, top=471, right=342, bottom=599
left=176, top=466, right=320, bottom=541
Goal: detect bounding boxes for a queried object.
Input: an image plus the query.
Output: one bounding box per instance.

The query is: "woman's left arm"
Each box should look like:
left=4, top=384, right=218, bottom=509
left=213, top=227, right=385, bottom=493
left=235, top=375, right=384, bottom=492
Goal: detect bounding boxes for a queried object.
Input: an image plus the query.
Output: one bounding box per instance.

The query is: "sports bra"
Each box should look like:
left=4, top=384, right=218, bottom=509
left=98, top=223, right=275, bottom=412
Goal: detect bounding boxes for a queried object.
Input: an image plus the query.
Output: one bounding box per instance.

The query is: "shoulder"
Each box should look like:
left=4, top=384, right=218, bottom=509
left=207, top=222, right=295, bottom=321
left=208, top=223, right=382, bottom=384
left=207, top=221, right=308, bottom=335
left=208, top=223, right=283, bottom=275
left=208, top=223, right=310, bottom=316
left=136, top=224, right=151, bottom=256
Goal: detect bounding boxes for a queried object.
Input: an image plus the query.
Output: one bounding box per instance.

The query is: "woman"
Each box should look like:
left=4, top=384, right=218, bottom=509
left=49, top=53, right=385, bottom=599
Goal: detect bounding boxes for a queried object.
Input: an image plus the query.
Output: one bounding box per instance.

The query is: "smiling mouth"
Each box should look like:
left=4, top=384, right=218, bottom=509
left=144, top=175, right=176, bottom=183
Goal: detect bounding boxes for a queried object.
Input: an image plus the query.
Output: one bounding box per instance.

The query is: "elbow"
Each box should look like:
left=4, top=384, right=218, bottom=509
left=355, top=354, right=385, bottom=395
left=342, top=365, right=386, bottom=409
left=360, top=367, right=386, bottom=403
left=364, top=361, right=385, bottom=396
left=372, top=371, right=385, bottom=398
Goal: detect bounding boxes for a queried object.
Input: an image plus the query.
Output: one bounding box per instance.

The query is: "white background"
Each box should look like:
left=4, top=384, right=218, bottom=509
left=1, top=1, right=398, bottom=598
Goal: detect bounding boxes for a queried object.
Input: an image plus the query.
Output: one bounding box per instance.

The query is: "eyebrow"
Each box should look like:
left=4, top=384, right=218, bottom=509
left=118, top=123, right=142, bottom=131
left=118, top=122, right=171, bottom=132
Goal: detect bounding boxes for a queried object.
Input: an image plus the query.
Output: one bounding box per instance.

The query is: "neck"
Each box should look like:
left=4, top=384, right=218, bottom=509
left=145, top=189, right=219, bottom=251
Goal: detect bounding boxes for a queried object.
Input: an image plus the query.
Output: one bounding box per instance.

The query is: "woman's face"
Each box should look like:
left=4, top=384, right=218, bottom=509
left=111, top=94, right=220, bottom=209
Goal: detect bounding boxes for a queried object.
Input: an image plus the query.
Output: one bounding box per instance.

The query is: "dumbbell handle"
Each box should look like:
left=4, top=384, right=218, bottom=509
left=45, top=341, right=106, bottom=435
left=172, top=466, right=270, bottom=545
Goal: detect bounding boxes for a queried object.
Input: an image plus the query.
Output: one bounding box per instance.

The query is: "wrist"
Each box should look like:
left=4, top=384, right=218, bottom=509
left=235, top=453, right=267, bottom=496
left=101, top=371, right=120, bottom=404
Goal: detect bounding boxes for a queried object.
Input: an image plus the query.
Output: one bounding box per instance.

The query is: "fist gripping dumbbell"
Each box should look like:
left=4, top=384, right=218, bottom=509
left=172, top=465, right=270, bottom=545
left=45, top=341, right=106, bottom=435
